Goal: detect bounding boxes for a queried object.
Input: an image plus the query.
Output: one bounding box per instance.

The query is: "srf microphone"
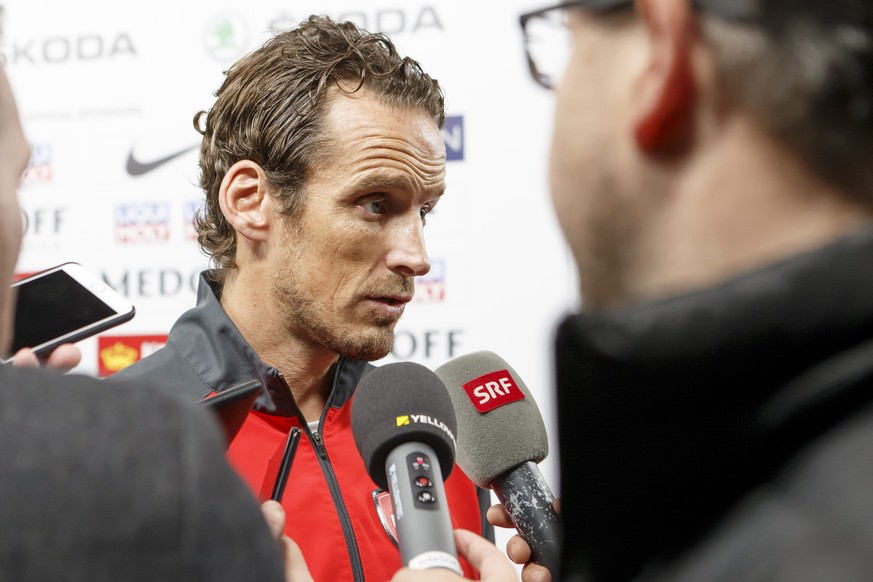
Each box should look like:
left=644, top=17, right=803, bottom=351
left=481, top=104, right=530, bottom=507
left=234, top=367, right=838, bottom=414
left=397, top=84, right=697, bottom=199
left=435, top=351, right=560, bottom=574
left=351, top=362, right=461, bottom=574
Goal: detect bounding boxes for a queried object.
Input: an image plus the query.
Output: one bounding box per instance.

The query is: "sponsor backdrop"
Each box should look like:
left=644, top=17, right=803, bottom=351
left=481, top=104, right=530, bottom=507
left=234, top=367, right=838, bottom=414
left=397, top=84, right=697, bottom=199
left=7, top=0, right=578, bottom=560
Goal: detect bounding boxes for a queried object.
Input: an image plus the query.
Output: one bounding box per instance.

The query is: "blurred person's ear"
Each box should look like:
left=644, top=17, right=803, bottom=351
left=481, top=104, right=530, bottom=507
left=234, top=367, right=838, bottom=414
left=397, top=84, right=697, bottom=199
left=633, top=0, right=696, bottom=156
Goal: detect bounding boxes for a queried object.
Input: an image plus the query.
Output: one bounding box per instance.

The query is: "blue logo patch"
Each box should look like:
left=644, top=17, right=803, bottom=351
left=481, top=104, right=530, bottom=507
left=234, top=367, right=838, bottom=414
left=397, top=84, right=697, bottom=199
left=442, top=115, right=464, bottom=162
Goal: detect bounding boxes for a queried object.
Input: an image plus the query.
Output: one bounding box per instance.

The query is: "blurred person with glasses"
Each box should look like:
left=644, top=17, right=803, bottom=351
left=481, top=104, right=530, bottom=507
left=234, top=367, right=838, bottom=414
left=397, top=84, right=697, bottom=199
left=395, top=0, right=873, bottom=581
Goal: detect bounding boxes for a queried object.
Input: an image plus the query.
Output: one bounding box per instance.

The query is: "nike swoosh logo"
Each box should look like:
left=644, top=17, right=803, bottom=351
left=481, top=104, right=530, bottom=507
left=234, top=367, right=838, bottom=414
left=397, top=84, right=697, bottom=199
left=126, top=144, right=198, bottom=176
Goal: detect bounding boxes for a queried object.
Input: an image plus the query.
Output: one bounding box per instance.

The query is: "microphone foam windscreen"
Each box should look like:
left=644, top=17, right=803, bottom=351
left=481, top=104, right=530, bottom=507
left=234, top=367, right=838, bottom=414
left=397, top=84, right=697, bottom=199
left=351, top=362, right=457, bottom=490
left=435, top=351, right=548, bottom=488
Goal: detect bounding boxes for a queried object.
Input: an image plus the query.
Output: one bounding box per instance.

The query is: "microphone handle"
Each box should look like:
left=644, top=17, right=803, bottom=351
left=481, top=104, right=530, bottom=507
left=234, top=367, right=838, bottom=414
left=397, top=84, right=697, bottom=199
left=491, top=461, right=561, bottom=574
left=385, top=441, right=461, bottom=574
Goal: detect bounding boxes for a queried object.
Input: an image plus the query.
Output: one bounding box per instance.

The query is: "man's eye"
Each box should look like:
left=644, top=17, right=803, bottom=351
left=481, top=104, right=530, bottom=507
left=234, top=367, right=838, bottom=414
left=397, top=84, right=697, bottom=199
left=420, top=205, right=435, bottom=224
left=363, top=200, right=386, bottom=214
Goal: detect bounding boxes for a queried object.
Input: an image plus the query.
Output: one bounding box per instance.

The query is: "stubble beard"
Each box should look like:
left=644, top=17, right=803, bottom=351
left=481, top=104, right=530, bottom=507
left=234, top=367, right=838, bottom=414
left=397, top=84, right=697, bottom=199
left=271, top=210, right=411, bottom=361
left=273, top=276, right=406, bottom=362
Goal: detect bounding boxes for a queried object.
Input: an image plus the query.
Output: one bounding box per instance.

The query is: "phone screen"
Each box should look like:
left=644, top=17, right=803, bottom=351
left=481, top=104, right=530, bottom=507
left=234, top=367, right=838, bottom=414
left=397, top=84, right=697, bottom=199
left=11, top=270, right=117, bottom=354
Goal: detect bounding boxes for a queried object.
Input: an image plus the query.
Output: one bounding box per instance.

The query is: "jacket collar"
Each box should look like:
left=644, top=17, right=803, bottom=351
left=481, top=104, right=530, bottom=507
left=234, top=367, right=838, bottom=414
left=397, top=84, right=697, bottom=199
left=169, top=272, right=363, bottom=416
left=555, top=225, right=873, bottom=580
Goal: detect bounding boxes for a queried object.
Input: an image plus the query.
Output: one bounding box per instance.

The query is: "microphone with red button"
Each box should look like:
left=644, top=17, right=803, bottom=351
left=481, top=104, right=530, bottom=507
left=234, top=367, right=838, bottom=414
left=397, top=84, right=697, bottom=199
left=435, top=351, right=560, bottom=574
left=351, top=362, right=461, bottom=574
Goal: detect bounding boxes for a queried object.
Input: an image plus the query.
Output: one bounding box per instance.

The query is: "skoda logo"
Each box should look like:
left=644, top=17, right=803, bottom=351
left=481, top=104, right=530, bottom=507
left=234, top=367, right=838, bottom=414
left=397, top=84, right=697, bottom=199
left=203, top=13, right=249, bottom=62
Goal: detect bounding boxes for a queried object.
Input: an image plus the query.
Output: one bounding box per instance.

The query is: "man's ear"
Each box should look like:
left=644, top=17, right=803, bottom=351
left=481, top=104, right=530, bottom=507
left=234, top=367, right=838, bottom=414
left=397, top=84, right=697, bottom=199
left=633, top=0, right=696, bottom=156
left=218, top=160, right=272, bottom=242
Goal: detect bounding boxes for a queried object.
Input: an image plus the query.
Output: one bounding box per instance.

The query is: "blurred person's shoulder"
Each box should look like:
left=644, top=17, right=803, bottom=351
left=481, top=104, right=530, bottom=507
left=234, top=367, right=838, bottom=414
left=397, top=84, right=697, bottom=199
left=0, top=363, right=285, bottom=581
left=0, top=363, right=205, bottom=423
left=638, top=400, right=873, bottom=582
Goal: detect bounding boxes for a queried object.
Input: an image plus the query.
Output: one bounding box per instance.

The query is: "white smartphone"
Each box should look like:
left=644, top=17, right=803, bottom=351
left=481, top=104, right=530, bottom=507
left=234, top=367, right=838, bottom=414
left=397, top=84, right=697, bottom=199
left=4, top=262, right=135, bottom=362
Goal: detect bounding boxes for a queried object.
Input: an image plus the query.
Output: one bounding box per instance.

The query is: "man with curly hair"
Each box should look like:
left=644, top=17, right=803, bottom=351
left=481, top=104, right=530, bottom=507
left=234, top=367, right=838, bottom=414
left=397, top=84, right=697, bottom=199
left=112, top=15, right=488, bottom=581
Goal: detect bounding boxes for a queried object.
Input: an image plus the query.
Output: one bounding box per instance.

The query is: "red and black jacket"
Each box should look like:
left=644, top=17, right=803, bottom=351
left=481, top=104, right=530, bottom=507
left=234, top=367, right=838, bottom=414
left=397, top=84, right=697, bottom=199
left=111, top=272, right=491, bottom=581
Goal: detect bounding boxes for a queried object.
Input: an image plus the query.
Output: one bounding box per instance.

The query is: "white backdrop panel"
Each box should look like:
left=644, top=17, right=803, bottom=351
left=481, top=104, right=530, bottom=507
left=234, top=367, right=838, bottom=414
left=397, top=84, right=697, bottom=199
left=6, top=0, right=580, bottom=566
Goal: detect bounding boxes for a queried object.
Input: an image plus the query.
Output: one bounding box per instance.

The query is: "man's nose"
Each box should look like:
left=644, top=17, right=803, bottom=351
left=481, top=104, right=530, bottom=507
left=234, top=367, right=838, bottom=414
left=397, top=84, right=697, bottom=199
left=385, top=218, right=430, bottom=278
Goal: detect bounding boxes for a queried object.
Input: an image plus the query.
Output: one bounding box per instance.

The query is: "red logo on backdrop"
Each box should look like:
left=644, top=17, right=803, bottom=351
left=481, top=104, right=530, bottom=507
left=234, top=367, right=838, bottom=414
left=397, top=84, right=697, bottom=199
left=413, top=258, right=446, bottom=304
left=97, top=335, right=167, bottom=377
left=462, top=370, right=525, bottom=413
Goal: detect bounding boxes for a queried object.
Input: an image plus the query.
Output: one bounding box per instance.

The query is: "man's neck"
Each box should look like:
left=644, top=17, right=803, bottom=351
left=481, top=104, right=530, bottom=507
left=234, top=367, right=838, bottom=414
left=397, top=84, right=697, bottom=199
left=219, top=269, right=338, bottom=423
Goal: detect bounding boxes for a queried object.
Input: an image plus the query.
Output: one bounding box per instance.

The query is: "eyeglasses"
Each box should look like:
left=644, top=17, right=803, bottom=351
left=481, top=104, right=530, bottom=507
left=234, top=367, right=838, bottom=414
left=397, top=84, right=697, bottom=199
left=519, top=0, right=758, bottom=90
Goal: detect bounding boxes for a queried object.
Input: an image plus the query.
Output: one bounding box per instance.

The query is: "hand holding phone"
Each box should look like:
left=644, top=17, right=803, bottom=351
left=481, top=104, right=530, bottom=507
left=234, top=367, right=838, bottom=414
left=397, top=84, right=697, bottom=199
left=9, top=344, right=81, bottom=371
left=3, top=262, right=135, bottom=363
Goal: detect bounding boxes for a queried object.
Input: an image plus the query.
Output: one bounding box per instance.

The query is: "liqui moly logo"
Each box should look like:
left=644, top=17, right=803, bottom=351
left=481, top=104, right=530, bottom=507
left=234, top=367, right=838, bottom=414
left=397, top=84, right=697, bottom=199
left=462, top=370, right=525, bottom=413
left=114, top=202, right=170, bottom=244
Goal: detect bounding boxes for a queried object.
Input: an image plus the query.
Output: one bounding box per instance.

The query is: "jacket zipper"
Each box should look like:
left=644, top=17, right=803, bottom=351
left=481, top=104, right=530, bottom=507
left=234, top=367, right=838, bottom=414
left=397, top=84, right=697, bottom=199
left=306, top=358, right=366, bottom=582
left=309, top=430, right=366, bottom=581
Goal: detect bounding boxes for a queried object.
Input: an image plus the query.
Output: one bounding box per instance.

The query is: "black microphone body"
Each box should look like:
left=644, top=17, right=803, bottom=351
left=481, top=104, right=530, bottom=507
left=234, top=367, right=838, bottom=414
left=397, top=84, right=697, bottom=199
left=435, top=351, right=561, bottom=574
left=351, top=362, right=462, bottom=574
left=492, top=461, right=560, bottom=570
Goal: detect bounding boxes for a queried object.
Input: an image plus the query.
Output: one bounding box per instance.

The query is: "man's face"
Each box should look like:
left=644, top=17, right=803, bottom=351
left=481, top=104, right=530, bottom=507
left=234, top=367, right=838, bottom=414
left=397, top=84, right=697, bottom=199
left=549, top=11, right=651, bottom=308
left=269, top=88, right=445, bottom=360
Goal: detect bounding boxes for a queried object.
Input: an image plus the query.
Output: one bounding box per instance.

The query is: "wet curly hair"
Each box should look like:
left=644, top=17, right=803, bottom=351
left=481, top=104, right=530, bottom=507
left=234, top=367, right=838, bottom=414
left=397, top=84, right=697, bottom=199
left=193, top=15, right=445, bottom=280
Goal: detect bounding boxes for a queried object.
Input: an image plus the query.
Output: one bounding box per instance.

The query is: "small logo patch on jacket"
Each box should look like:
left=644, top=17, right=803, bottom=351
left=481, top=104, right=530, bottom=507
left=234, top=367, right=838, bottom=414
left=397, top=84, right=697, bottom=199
left=372, top=489, right=399, bottom=547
